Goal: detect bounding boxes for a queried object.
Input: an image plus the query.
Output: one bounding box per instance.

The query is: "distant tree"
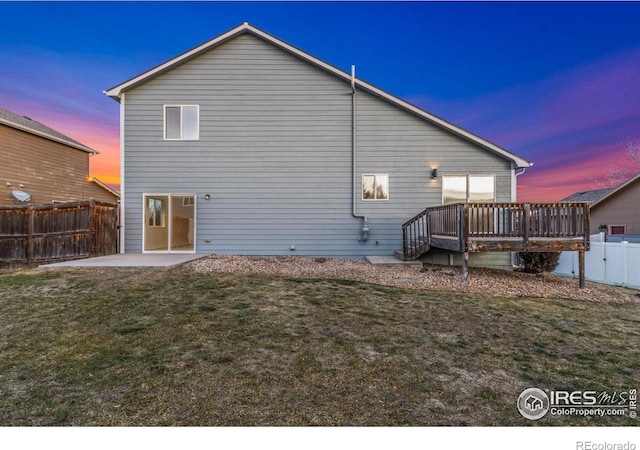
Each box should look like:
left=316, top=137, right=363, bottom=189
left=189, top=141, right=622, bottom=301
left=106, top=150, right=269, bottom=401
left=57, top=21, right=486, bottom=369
left=591, top=140, right=640, bottom=188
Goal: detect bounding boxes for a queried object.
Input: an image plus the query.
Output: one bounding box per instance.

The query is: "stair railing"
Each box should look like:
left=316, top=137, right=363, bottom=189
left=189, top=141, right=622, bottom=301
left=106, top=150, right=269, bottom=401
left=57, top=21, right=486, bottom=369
left=401, top=208, right=430, bottom=260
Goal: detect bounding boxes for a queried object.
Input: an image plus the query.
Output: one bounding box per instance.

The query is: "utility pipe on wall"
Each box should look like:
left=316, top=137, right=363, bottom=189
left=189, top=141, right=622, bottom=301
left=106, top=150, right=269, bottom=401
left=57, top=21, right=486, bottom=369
left=351, top=65, right=369, bottom=242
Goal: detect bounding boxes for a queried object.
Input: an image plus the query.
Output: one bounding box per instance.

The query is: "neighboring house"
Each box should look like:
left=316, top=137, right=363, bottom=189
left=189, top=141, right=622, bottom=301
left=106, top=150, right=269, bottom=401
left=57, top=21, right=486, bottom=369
left=0, top=108, right=119, bottom=205
left=105, top=22, right=531, bottom=267
left=562, top=172, right=640, bottom=236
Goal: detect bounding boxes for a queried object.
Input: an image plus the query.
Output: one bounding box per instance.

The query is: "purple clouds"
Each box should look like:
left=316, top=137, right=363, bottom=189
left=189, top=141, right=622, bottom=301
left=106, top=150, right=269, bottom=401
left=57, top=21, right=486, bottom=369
left=408, top=47, right=640, bottom=201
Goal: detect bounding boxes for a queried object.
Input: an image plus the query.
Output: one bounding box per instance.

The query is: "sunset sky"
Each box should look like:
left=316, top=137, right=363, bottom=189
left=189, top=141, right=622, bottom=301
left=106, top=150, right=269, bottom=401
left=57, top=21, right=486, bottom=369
left=1, top=1, right=639, bottom=201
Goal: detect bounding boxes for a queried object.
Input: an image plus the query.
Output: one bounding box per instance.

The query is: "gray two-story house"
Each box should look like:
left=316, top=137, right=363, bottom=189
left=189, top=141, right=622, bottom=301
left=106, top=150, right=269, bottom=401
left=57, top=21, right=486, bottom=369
left=105, top=22, right=532, bottom=269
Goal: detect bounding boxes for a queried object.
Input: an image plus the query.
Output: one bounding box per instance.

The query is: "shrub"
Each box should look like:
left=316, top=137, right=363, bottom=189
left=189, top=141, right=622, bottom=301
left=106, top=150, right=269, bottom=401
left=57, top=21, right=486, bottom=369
left=518, top=252, right=561, bottom=273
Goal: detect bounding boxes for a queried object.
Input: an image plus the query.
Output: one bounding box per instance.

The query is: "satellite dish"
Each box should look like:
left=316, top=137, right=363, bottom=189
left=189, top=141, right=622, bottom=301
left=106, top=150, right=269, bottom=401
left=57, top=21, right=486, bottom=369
left=11, top=189, right=32, bottom=203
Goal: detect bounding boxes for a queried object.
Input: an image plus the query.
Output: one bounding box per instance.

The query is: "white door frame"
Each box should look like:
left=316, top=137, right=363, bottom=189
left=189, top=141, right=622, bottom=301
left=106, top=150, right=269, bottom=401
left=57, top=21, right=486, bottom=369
left=142, top=193, right=196, bottom=254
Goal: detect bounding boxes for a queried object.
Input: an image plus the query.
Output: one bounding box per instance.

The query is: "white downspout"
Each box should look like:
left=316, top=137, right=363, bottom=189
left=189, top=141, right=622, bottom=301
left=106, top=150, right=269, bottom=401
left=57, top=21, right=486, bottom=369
left=351, top=65, right=369, bottom=242
left=512, top=165, right=529, bottom=202
left=119, top=92, right=126, bottom=253
left=512, top=164, right=530, bottom=266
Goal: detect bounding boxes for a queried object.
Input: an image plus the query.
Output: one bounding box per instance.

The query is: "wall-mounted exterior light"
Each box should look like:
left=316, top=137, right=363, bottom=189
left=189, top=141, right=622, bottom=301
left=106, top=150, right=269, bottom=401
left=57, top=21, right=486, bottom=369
left=204, top=193, right=211, bottom=200
left=431, top=168, right=438, bottom=179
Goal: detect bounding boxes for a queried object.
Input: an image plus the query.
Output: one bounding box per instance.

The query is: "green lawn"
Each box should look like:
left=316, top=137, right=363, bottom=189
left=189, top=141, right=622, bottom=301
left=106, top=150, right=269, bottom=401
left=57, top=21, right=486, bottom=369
left=0, top=267, right=638, bottom=426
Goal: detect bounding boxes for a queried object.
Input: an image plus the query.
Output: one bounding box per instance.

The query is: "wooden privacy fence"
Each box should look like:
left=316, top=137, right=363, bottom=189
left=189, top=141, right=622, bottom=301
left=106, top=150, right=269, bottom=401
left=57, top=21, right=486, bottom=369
left=0, top=200, right=118, bottom=265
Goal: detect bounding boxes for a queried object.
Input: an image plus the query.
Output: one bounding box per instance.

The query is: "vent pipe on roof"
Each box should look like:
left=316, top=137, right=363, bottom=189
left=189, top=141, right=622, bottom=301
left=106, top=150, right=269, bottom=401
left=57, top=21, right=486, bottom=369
left=351, top=64, right=369, bottom=243
left=351, top=65, right=356, bottom=93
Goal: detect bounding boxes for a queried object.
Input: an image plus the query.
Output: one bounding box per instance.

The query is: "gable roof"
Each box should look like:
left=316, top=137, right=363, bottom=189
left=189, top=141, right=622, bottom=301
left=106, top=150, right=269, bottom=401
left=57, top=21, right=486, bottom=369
left=590, top=172, right=640, bottom=208
left=90, top=177, right=120, bottom=199
left=562, top=172, right=640, bottom=207
left=561, top=187, right=614, bottom=203
left=105, top=22, right=531, bottom=169
left=0, top=107, right=97, bottom=154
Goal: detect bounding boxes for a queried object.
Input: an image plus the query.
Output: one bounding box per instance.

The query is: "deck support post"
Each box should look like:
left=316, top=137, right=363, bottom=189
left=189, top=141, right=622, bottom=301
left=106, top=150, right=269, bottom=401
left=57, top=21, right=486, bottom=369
left=578, top=250, right=585, bottom=289
left=462, top=251, right=469, bottom=283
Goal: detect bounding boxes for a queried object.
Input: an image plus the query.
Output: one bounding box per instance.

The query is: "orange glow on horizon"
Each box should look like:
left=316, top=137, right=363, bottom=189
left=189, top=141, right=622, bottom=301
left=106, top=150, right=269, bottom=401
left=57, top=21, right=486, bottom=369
left=517, top=148, right=633, bottom=202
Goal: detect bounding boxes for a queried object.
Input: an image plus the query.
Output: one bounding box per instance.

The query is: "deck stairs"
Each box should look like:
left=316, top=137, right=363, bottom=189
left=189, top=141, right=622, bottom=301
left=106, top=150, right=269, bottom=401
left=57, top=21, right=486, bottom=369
left=398, top=208, right=432, bottom=260
left=394, top=238, right=430, bottom=261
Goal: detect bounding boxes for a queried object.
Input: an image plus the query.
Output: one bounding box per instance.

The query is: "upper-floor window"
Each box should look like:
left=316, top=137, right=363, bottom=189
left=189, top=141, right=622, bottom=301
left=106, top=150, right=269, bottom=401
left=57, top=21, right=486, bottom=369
left=164, top=105, right=199, bottom=140
left=362, top=174, right=389, bottom=200
left=442, top=175, right=495, bottom=204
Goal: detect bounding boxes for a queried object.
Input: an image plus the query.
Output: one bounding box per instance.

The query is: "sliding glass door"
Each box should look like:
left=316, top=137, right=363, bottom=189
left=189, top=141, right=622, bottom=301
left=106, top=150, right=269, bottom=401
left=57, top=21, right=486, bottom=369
left=143, top=194, right=195, bottom=252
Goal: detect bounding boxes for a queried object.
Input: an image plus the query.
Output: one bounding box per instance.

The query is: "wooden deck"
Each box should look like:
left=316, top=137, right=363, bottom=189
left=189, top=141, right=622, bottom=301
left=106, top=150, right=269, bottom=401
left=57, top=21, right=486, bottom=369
left=401, top=202, right=590, bottom=285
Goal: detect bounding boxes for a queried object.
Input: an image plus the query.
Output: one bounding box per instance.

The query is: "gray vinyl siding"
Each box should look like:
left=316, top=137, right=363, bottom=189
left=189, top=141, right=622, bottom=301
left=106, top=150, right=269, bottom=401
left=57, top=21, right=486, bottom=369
left=353, top=89, right=513, bottom=268
left=122, top=33, right=514, bottom=267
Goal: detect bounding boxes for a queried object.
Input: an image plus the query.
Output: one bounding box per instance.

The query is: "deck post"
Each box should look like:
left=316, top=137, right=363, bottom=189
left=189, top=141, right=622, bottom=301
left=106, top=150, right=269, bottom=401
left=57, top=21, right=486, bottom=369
left=578, top=250, right=585, bottom=289
left=462, top=251, right=469, bottom=283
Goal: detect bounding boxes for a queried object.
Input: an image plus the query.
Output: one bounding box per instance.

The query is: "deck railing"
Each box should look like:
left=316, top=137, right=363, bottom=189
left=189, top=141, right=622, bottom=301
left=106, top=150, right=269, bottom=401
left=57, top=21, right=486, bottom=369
left=401, top=202, right=590, bottom=258
left=400, top=202, right=590, bottom=285
left=466, top=203, right=589, bottom=239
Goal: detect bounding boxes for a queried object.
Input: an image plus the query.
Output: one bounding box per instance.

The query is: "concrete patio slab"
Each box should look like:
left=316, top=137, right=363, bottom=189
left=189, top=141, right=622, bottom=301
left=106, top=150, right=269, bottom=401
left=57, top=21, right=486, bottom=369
left=38, top=253, right=207, bottom=270
left=365, top=255, right=423, bottom=266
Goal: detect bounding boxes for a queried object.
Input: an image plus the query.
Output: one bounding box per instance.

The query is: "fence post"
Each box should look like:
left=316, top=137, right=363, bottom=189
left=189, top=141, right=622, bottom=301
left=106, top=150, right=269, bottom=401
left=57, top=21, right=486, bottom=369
left=622, top=240, right=628, bottom=287
left=602, top=236, right=607, bottom=283
left=89, top=199, right=96, bottom=257
left=27, top=205, right=34, bottom=264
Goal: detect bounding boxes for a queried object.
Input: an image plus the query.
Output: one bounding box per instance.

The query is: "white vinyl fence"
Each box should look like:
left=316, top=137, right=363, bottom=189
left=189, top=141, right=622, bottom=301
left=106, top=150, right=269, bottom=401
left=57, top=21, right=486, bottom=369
left=555, top=234, right=640, bottom=289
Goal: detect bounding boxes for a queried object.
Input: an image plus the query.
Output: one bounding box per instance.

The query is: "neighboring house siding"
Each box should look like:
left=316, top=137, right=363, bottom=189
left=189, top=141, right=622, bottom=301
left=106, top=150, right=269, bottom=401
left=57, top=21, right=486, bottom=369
left=590, top=182, right=640, bottom=235
left=0, top=124, right=117, bottom=205
left=122, top=33, right=514, bottom=266
left=85, top=182, right=120, bottom=204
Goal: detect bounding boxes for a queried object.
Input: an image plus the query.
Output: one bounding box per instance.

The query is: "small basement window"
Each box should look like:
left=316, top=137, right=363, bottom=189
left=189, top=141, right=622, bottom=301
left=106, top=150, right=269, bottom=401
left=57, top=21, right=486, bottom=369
left=362, top=174, right=389, bottom=200
left=164, top=105, right=199, bottom=140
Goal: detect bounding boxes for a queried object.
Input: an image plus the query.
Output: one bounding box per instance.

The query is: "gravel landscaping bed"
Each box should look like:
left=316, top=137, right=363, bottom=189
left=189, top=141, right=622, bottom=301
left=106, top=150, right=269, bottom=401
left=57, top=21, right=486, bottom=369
left=185, top=255, right=639, bottom=304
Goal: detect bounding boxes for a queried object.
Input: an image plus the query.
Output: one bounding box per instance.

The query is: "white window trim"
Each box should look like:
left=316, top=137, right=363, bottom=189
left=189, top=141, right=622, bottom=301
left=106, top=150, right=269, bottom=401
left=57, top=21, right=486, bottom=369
left=362, top=173, right=390, bottom=201
left=442, top=174, right=496, bottom=204
left=142, top=193, right=197, bottom=254
left=163, top=105, right=200, bottom=141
